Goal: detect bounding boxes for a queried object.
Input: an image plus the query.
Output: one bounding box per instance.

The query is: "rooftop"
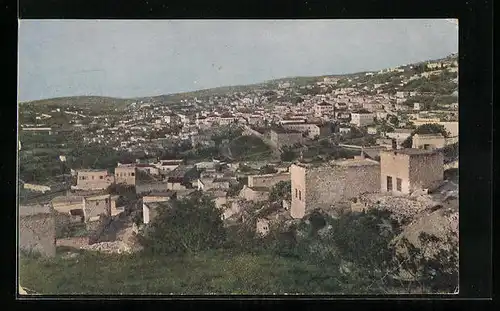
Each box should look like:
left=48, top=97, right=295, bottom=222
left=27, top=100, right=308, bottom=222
left=84, top=194, right=111, bottom=201
left=393, top=129, right=414, bottom=133
left=77, top=169, right=108, bottom=173
left=381, top=148, right=443, bottom=156
left=413, top=133, right=445, bottom=138
left=247, top=186, right=270, bottom=192
left=333, top=158, right=380, bottom=167
left=145, top=190, right=175, bottom=198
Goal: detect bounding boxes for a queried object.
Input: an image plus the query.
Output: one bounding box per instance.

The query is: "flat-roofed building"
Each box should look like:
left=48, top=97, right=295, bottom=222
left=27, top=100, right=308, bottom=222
left=290, top=158, right=380, bottom=219
left=380, top=148, right=444, bottom=195
left=412, top=133, right=446, bottom=150
left=82, top=194, right=112, bottom=222
left=115, top=165, right=137, bottom=186
left=73, top=169, right=114, bottom=191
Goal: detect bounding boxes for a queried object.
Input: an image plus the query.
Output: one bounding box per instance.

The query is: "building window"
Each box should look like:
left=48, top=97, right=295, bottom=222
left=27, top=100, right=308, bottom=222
left=387, top=176, right=393, bottom=191
left=396, top=178, right=402, bottom=192
left=295, top=189, right=298, bottom=198
left=298, top=190, right=302, bottom=201
left=105, top=198, right=109, bottom=204
left=92, top=176, right=95, bottom=180
left=96, top=201, right=99, bottom=206
left=100, top=176, right=104, bottom=179
left=131, top=172, right=135, bottom=176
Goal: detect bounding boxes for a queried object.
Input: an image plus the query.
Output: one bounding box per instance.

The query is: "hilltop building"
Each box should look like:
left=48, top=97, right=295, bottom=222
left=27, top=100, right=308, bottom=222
left=380, top=148, right=444, bottom=195
left=412, top=133, right=446, bottom=150
left=290, top=158, right=380, bottom=219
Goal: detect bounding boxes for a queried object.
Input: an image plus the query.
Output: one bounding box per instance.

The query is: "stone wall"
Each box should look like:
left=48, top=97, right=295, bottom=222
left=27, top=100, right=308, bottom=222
left=409, top=152, right=444, bottom=192
left=380, top=151, right=411, bottom=194
left=83, top=197, right=111, bottom=221
left=87, top=216, right=113, bottom=244
left=247, top=172, right=290, bottom=188
left=240, top=187, right=269, bottom=202
left=136, top=182, right=170, bottom=195
left=19, top=206, right=56, bottom=257
left=291, top=162, right=380, bottom=219
left=270, top=131, right=304, bottom=149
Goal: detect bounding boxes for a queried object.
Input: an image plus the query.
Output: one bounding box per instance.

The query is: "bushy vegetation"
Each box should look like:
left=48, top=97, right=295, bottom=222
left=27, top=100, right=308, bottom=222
left=401, top=123, right=450, bottom=148
left=141, top=195, right=226, bottom=255
left=228, top=136, right=272, bottom=160
left=269, top=181, right=291, bottom=203
left=20, top=195, right=458, bottom=295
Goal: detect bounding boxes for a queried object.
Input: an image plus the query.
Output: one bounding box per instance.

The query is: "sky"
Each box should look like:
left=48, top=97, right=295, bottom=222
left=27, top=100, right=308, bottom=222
left=18, top=19, right=458, bottom=102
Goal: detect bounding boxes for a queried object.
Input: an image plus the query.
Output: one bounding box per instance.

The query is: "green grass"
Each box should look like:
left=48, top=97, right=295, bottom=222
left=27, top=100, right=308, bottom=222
left=19, top=249, right=343, bottom=295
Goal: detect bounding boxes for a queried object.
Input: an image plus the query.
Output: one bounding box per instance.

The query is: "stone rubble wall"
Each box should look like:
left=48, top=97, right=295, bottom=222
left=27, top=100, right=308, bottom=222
left=19, top=213, right=56, bottom=257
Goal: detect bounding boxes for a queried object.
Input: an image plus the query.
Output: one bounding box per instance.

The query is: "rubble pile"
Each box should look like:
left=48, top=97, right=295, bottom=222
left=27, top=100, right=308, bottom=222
left=361, top=193, right=434, bottom=223
left=81, top=241, right=132, bottom=254
left=443, top=210, right=459, bottom=234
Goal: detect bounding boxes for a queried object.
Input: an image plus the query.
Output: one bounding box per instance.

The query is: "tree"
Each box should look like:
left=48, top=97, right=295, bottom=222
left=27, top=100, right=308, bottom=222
left=393, top=232, right=458, bottom=293
left=329, top=209, right=397, bottom=272
left=401, top=123, right=450, bottom=148
left=269, top=181, right=291, bottom=203
left=280, top=149, right=297, bottom=162
left=259, top=165, right=278, bottom=175
left=143, top=196, right=226, bottom=255
left=414, top=123, right=449, bottom=137
left=388, top=115, right=399, bottom=126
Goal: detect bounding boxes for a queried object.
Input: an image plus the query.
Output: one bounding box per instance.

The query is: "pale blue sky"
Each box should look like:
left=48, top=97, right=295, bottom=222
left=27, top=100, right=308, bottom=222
left=18, top=19, right=458, bottom=102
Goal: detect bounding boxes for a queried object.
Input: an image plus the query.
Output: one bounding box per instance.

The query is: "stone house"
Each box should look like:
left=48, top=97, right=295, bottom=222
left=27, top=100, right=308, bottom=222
left=247, top=172, right=290, bottom=188
left=385, top=129, right=413, bottom=144
left=135, top=164, right=160, bottom=176
left=350, top=112, right=376, bottom=127
left=380, top=149, right=444, bottom=195
left=19, top=204, right=56, bottom=257
left=73, top=169, right=114, bottom=191
left=376, top=138, right=396, bottom=150
left=114, top=165, right=137, bottom=186
left=314, top=102, right=334, bottom=117
left=82, top=194, right=112, bottom=222
left=290, top=158, right=380, bottom=219
left=52, top=195, right=85, bottom=214
left=142, top=192, right=175, bottom=224
left=166, top=177, right=187, bottom=191
left=270, top=128, right=304, bottom=149
left=204, top=189, right=228, bottom=209
left=239, top=185, right=270, bottom=202
left=282, top=122, right=331, bottom=139
left=155, top=159, right=184, bottom=173
left=412, top=133, right=446, bottom=150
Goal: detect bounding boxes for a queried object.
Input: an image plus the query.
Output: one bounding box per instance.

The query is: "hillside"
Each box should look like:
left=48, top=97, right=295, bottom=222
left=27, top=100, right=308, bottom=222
left=18, top=53, right=458, bottom=108
left=20, top=96, right=133, bottom=112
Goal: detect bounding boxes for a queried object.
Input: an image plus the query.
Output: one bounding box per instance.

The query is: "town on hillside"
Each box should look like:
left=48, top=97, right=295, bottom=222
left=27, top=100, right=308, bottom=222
left=18, top=54, right=459, bottom=295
